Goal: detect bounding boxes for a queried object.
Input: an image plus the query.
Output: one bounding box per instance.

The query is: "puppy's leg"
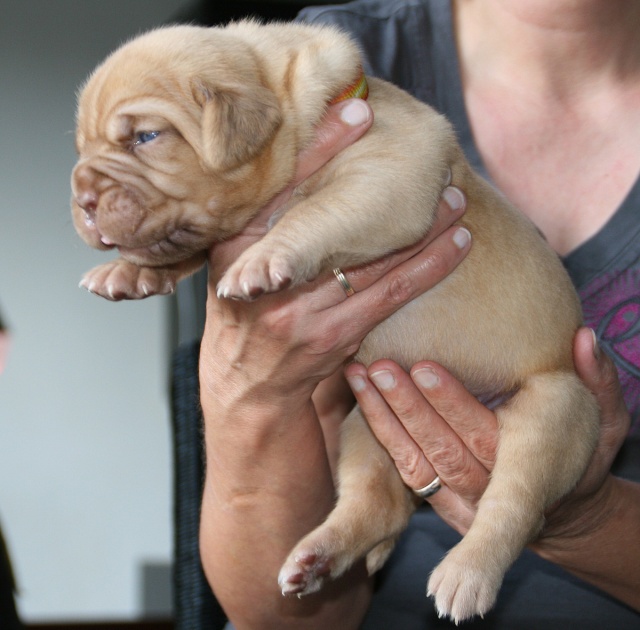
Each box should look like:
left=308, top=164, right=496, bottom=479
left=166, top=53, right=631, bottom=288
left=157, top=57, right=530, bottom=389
left=80, top=253, right=206, bottom=301
left=278, top=406, right=417, bottom=596
left=428, top=371, right=599, bottom=623
left=216, top=162, right=448, bottom=300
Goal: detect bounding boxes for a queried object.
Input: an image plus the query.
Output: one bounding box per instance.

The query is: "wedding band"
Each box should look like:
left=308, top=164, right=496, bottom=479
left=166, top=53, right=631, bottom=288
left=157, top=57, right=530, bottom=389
left=413, top=476, right=442, bottom=499
left=333, top=267, right=355, bottom=297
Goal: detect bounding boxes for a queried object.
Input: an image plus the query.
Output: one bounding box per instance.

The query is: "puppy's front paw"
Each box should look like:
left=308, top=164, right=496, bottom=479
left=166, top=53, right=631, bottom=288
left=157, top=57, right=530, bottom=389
left=80, top=259, right=177, bottom=301
left=427, top=545, right=500, bottom=624
left=216, top=245, right=299, bottom=300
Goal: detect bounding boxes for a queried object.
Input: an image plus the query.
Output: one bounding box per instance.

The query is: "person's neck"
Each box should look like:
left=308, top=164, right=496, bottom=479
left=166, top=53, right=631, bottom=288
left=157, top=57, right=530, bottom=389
left=454, top=0, right=640, bottom=100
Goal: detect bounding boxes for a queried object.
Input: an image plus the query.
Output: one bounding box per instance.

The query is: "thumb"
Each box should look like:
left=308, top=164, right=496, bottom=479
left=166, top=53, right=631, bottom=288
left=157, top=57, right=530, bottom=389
left=573, top=327, right=630, bottom=463
left=574, top=328, right=626, bottom=420
left=293, top=99, right=373, bottom=185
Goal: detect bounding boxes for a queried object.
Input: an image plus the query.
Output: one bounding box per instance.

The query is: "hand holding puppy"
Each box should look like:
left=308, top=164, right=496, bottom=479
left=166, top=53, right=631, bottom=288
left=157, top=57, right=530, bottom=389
left=345, top=328, right=639, bottom=610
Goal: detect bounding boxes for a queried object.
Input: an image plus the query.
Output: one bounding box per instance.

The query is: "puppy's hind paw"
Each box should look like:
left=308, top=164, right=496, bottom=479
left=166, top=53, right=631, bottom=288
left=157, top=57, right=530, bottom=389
left=427, top=549, right=499, bottom=624
left=278, top=552, right=332, bottom=597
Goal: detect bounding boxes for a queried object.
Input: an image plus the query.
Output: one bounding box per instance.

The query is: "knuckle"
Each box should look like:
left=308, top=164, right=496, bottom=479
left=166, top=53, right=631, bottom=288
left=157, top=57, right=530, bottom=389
left=428, top=439, right=465, bottom=477
left=393, top=446, right=425, bottom=485
left=422, top=249, right=451, bottom=279
left=386, top=270, right=415, bottom=304
left=260, top=307, right=297, bottom=339
left=305, top=318, right=357, bottom=357
left=467, top=432, right=498, bottom=465
left=391, top=396, right=425, bottom=421
left=307, top=329, right=342, bottom=356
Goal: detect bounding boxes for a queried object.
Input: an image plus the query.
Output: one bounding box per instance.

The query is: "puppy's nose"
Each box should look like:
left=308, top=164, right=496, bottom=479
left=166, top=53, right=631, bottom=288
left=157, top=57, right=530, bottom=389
left=76, top=190, right=98, bottom=214
left=74, top=191, right=98, bottom=228
left=73, top=164, right=99, bottom=221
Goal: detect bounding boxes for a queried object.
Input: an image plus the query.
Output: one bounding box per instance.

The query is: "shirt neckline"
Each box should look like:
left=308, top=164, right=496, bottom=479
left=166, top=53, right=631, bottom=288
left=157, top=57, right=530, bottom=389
left=428, top=0, right=640, bottom=290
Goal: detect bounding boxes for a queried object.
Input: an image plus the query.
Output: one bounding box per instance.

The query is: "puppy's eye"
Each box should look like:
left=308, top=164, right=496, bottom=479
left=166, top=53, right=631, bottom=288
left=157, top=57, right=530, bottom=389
left=134, top=131, right=160, bottom=145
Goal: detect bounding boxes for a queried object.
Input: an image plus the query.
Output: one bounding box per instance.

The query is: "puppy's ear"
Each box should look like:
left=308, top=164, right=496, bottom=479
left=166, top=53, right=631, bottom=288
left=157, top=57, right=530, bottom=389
left=194, top=82, right=282, bottom=171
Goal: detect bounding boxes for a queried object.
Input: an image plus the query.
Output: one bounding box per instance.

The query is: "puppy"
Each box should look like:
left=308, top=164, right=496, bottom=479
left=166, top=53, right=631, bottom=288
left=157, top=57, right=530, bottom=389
left=71, top=21, right=599, bottom=622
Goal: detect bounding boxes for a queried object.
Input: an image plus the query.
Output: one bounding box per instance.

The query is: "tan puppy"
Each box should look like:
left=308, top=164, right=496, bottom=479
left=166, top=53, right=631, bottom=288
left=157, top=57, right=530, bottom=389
left=71, top=21, right=599, bottom=623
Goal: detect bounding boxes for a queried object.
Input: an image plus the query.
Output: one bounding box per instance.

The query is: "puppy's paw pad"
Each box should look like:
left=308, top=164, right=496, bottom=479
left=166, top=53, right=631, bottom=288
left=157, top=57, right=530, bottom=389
left=278, top=552, right=332, bottom=597
left=428, top=552, right=498, bottom=624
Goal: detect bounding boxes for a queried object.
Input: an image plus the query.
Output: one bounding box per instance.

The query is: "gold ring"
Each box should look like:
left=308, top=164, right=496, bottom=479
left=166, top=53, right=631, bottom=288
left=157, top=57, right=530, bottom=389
left=333, top=268, right=355, bottom=297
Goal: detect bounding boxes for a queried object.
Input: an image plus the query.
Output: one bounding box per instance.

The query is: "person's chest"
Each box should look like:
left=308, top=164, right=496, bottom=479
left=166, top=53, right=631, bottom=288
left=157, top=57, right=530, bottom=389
left=463, top=85, right=640, bottom=256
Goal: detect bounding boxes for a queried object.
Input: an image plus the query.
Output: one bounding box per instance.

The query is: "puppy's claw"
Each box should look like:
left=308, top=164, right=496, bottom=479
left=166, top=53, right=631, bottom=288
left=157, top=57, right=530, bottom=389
left=217, top=243, right=300, bottom=300
left=427, top=546, right=499, bottom=624
left=80, top=259, right=182, bottom=301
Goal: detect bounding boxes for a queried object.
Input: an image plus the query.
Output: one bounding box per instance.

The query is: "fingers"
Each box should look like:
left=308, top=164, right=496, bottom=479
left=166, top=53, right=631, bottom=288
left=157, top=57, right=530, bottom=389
left=324, top=186, right=469, bottom=302
left=330, top=223, right=470, bottom=342
left=409, top=362, right=498, bottom=470
left=293, top=99, right=374, bottom=185
left=345, top=362, right=440, bottom=491
left=345, top=360, right=494, bottom=504
left=332, top=186, right=466, bottom=297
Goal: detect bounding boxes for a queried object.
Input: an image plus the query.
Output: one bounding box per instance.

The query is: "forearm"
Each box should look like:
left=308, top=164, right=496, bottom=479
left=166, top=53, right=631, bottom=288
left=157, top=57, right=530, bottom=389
left=532, top=476, right=640, bottom=610
left=199, top=353, right=371, bottom=629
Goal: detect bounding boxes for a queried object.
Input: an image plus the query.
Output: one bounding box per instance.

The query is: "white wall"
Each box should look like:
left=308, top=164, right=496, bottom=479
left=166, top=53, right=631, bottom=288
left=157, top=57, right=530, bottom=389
left=0, top=0, right=192, bottom=621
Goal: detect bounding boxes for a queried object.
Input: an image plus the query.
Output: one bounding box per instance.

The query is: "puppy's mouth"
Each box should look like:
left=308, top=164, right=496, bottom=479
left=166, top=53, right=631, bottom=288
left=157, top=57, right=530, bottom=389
left=116, top=229, right=201, bottom=265
left=75, top=195, right=206, bottom=265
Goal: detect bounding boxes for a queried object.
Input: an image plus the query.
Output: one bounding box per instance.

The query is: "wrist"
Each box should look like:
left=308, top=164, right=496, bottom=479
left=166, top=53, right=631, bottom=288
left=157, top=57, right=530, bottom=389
left=530, top=477, right=640, bottom=610
left=531, top=474, right=624, bottom=565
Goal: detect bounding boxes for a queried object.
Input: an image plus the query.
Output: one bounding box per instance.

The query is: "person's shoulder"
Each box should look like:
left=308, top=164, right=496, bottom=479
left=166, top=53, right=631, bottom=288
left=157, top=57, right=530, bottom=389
left=298, top=0, right=437, bottom=27
left=297, top=0, right=442, bottom=92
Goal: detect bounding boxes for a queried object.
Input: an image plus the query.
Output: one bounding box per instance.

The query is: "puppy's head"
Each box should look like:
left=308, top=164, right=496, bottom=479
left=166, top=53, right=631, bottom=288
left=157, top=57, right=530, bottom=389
left=71, top=26, right=285, bottom=266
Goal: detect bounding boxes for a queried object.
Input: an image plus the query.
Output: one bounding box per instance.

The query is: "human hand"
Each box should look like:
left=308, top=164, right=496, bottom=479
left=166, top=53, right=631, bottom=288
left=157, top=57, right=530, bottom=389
left=532, top=328, right=630, bottom=544
left=344, top=327, right=630, bottom=539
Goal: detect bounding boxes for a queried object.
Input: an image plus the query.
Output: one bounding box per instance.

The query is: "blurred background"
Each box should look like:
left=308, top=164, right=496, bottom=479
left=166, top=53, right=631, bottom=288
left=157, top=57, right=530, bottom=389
left=0, top=1, right=192, bottom=624
left=0, top=1, right=341, bottom=627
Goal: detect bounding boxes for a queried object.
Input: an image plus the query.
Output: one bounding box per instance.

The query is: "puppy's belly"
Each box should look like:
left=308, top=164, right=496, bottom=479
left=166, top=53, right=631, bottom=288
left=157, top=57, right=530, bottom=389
left=354, top=273, right=565, bottom=398
left=356, top=314, right=512, bottom=399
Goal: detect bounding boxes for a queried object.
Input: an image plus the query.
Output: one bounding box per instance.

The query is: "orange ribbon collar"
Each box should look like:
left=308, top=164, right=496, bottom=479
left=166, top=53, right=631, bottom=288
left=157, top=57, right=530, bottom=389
left=330, top=69, right=369, bottom=104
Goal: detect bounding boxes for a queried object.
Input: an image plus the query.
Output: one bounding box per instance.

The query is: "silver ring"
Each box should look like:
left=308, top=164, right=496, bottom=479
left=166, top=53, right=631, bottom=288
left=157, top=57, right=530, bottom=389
left=413, top=476, right=442, bottom=499
left=333, top=267, right=355, bottom=297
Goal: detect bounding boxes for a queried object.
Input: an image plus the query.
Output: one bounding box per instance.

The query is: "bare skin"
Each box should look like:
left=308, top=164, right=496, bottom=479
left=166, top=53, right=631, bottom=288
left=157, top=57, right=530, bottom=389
left=454, top=0, right=640, bottom=255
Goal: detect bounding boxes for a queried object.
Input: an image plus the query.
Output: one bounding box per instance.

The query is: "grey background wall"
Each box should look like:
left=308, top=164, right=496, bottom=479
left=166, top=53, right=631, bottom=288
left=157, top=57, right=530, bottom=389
left=0, top=0, right=192, bottom=621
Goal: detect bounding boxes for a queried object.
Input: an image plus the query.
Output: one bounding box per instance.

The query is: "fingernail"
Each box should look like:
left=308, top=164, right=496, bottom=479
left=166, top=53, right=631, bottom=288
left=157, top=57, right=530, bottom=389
left=590, top=328, right=600, bottom=360
left=412, top=367, right=439, bottom=389
left=443, top=186, right=465, bottom=211
left=347, top=374, right=366, bottom=393
left=370, top=369, right=396, bottom=391
left=453, top=227, right=471, bottom=249
left=339, top=99, right=371, bottom=126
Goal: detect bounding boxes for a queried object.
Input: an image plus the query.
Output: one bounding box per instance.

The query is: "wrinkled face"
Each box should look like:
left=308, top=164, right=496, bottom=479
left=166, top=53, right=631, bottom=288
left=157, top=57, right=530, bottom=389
left=71, top=30, right=284, bottom=267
